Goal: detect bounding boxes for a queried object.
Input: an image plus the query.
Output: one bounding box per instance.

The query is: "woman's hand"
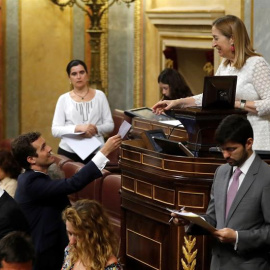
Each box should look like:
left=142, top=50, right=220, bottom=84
left=152, top=99, right=180, bottom=115
left=152, top=97, right=196, bottom=115
left=75, top=124, right=97, bottom=137
left=234, top=99, right=258, bottom=114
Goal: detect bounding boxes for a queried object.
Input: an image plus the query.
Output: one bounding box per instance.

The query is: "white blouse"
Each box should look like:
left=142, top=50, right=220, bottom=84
left=52, top=90, right=114, bottom=153
left=193, top=56, right=270, bottom=150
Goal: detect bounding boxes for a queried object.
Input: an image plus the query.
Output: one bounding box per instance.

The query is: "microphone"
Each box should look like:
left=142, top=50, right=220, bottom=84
left=167, top=123, right=183, bottom=139
left=194, top=127, right=216, bottom=157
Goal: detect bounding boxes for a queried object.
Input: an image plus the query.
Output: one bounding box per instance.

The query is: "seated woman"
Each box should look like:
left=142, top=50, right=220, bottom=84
left=62, top=199, right=122, bottom=270
left=52, top=59, right=114, bottom=164
left=158, top=68, right=193, bottom=100
left=0, top=150, right=22, bottom=198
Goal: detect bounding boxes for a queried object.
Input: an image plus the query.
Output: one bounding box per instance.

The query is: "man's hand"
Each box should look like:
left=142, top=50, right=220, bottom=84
left=100, top=135, right=122, bottom=157
left=212, top=228, right=236, bottom=243
left=170, top=211, right=190, bottom=226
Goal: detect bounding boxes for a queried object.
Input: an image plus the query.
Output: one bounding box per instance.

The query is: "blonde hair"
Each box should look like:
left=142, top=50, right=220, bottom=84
left=212, top=15, right=261, bottom=69
left=62, top=200, right=118, bottom=270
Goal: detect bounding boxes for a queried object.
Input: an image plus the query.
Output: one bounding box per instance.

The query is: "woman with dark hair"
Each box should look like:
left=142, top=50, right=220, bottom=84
left=0, top=150, right=21, bottom=197
left=153, top=15, right=270, bottom=150
left=158, top=68, right=193, bottom=100
left=61, top=199, right=122, bottom=270
left=52, top=59, right=114, bottom=164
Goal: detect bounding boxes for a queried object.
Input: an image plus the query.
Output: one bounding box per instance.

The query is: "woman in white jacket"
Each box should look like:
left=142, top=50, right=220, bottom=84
left=152, top=15, right=270, bottom=151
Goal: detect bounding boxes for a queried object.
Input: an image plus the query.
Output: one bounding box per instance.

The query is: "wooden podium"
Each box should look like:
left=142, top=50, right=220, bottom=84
left=119, top=140, right=224, bottom=270
left=172, top=107, right=247, bottom=156
left=119, top=108, right=248, bottom=270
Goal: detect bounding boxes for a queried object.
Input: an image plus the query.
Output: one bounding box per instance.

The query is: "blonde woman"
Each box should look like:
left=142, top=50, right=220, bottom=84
left=153, top=15, right=270, bottom=151
left=62, top=199, right=122, bottom=270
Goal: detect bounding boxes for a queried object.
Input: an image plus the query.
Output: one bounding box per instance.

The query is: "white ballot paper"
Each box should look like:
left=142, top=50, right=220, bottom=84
left=166, top=208, right=216, bottom=233
left=62, top=134, right=101, bottom=160
left=118, top=120, right=132, bottom=138
left=159, top=120, right=183, bottom=127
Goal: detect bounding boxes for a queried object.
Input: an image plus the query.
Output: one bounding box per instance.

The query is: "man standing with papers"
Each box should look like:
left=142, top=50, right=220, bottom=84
left=11, top=131, right=122, bottom=270
left=172, top=115, right=270, bottom=270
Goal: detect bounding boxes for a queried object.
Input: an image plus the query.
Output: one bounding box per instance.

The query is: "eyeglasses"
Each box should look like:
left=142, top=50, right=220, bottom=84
left=217, top=147, right=238, bottom=153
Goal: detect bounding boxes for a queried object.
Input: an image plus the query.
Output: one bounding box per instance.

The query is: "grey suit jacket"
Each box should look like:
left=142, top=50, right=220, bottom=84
left=189, top=154, right=270, bottom=270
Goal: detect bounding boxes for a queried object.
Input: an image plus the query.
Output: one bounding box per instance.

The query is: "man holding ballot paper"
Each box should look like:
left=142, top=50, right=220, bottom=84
left=171, top=115, right=270, bottom=270
left=11, top=131, right=122, bottom=270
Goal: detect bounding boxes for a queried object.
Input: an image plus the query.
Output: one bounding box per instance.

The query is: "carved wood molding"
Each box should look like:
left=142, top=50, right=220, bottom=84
left=133, top=0, right=143, bottom=107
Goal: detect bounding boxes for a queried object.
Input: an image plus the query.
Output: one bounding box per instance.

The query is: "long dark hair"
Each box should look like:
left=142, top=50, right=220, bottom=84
left=158, top=68, right=193, bottom=100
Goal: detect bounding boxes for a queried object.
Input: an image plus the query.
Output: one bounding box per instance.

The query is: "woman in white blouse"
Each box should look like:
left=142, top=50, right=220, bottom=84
left=152, top=15, right=270, bottom=150
left=52, top=60, right=114, bottom=163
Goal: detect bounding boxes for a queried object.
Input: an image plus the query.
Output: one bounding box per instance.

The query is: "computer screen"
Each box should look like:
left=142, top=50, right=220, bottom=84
left=202, top=76, right=237, bottom=109
left=153, top=137, right=194, bottom=157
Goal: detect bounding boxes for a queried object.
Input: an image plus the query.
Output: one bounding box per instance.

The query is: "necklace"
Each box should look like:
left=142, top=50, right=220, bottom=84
left=73, top=89, right=89, bottom=100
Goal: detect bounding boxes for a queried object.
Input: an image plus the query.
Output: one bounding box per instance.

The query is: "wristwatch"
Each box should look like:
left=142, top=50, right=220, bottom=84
left=240, top=99, right=246, bottom=109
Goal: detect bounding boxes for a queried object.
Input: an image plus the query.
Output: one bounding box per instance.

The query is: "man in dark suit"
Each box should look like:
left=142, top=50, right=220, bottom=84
left=11, top=131, right=122, bottom=270
left=172, top=114, right=270, bottom=270
left=0, top=187, right=29, bottom=240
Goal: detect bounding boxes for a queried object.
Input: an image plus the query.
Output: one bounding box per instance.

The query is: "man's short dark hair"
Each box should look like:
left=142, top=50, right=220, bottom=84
left=215, top=114, right=253, bottom=146
left=11, top=132, right=41, bottom=170
left=0, top=231, right=35, bottom=266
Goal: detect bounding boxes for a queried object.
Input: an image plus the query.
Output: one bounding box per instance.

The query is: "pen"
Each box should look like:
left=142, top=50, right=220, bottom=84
left=169, top=206, right=185, bottom=223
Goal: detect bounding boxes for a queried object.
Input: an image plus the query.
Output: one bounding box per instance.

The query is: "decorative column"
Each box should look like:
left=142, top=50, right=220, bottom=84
left=50, top=0, right=135, bottom=91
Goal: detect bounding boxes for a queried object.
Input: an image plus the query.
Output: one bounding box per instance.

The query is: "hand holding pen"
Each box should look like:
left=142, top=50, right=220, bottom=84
left=169, top=206, right=186, bottom=224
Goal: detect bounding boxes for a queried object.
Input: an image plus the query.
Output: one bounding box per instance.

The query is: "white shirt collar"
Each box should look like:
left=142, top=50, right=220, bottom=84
left=0, top=187, right=4, bottom=198
left=234, top=151, right=256, bottom=175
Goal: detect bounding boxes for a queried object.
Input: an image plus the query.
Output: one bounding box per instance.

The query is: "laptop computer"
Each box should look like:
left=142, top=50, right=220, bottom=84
left=202, top=76, right=237, bottom=109
left=153, top=137, right=194, bottom=157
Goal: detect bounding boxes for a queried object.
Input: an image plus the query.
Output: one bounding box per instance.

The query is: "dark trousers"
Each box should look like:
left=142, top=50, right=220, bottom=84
left=57, top=147, right=95, bottom=164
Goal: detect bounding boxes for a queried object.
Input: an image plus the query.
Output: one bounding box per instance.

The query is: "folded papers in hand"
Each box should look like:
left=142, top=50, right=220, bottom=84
left=166, top=208, right=216, bottom=233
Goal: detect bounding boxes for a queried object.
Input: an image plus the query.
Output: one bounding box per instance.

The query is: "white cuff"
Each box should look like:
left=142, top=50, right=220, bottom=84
left=234, top=231, right=238, bottom=250
left=92, top=151, right=109, bottom=171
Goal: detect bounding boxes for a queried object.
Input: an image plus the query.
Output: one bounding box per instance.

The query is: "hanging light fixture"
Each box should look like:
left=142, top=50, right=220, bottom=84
left=50, top=0, right=135, bottom=89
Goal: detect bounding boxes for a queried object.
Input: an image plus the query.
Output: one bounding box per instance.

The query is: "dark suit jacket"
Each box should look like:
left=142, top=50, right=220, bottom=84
left=188, top=154, right=270, bottom=270
left=0, top=190, right=29, bottom=239
left=15, top=161, right=102, bottom=270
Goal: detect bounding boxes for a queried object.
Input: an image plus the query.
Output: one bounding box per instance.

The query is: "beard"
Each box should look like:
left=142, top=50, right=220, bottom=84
left=226, top=149, right=248, bottom=167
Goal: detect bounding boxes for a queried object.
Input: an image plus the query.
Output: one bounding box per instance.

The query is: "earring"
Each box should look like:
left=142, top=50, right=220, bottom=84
left=230, top=44, right=235, bottom=52
left=69, top=81, right=72, bottom=85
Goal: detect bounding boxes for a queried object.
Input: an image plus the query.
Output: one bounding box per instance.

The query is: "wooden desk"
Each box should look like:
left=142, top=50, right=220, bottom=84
left=119, top=139, right=225, bottom=270
left=130, top=117, right=188, bottom=142
left=172, top=107, right=247, bottom=156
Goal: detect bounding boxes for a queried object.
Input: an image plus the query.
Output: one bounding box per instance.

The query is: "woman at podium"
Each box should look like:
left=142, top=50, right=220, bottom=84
left=152, top=15, right=270, bottom=151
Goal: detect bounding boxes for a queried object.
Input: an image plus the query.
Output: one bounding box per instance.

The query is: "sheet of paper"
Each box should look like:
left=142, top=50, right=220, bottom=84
left=166, top=208, right=216, bottom=232
left=60, top=132, right=85, bottom=138
left=159, top=120, right=183, bottom=127
left=118, top=120, right=132, bottom=138
left=62, top=135, right=101, bottom=160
